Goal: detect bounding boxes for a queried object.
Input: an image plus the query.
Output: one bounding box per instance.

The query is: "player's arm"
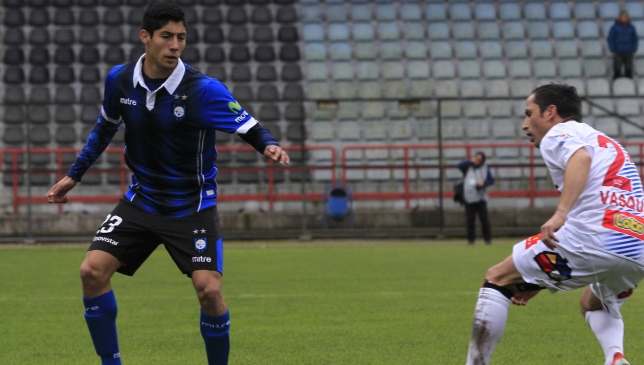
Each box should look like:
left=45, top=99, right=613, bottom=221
left=47, top=68, right=122, bottom=203
left=238, top=124, right=289, bottom=165
left=541, top=147, right=592, bottom=248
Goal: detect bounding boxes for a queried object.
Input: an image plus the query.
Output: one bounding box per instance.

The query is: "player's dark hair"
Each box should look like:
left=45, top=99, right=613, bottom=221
left=531, top=83, right=582, bottom=123
left=142, top=2, right=186, bottom=38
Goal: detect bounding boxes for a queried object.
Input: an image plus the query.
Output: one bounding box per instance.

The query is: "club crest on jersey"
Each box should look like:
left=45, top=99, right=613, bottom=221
left=194, top=238, right=207, bottom=253
left=173, top=104, right=186, bottom=121
left=534, top=251, right=572, bottom=282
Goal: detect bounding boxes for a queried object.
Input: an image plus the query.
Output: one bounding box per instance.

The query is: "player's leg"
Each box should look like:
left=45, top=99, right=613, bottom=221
left=466, top=255, right=526, bottom=365
left=80, top=250, right=123, bottom=365
left=81, top=201, right=160, bottom=365
left=478, top=201, right=492, bottom=244
left=192, top=270, right=230, bottom=365
left=465, top=203, right=476, bottom=244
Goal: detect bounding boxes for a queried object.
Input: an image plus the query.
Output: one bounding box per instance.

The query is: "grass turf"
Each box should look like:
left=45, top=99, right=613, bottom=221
left=1, top=239, right=643, bottom=364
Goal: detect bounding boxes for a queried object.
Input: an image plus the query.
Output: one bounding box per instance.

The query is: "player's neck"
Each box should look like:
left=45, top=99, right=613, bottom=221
left=141, top=56, right=174, bottom=80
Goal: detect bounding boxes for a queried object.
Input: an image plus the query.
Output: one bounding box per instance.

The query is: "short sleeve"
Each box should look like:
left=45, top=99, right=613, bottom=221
left=101, top=65, right=124, bottom=125
left=201, top=80, right=257, bottom=134
left=540, top=123, right=591, bottom=170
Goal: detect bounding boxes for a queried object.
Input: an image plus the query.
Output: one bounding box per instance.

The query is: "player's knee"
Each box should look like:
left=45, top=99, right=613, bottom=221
left=196, top=282, right=223, bottom=303
left=79, top=260, right=109, bottom=286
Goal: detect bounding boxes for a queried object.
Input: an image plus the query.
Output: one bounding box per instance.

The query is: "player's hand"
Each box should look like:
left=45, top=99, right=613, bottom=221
left=540, top=212, right=566, bottom=249
left=264, top=145, right=290, bottom=165
left=511, top=290, right=540, bottom=306
left=46, top=176, right=77, bottom=204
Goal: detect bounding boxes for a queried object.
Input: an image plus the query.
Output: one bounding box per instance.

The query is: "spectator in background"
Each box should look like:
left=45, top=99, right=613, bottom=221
left=607, top=10, right=639, bottom=79
left=457, top=152, right=494, bottom=245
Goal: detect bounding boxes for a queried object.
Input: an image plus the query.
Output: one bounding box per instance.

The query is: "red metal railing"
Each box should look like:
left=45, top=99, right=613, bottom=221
left=3, top=142, right=644, bottom=213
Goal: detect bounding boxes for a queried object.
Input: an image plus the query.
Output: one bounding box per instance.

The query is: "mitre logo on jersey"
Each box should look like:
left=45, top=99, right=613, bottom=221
left=534, top=251, right=572, bottom=282
left=194, top=237, right=207, bottom=253
left=120, top=97, right=137, bottom=106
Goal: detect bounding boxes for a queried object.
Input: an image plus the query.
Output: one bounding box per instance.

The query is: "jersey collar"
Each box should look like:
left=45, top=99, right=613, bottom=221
left=132, top=54, right=185, bottom=110
left=132, top=54, right=185, bottom=95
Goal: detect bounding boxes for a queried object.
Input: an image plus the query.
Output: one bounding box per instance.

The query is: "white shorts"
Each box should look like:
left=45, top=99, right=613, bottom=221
left=512, top=225, right=644, bottom=318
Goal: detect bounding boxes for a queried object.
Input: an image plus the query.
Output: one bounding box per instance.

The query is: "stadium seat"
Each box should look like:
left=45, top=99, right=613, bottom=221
left=228, top=27, right=249, bottom=43
left=299, top=6, right=321, bottom=22
left=599, top=3, right=620, bottom=20
left=428, top=23, right=449, bottom=40
left=435, top=80, right=458, bottom=99
left=55, top=86, right=76, bottom=104
left=553, top=22, right=575, bottom=39
left=279, top=45, right=300, bottom=62
left=616, top=99, right=640, bottom=116
left=28, top=106, right=50, bottom=124
left=530, top=41, right=553, bottom=59
left=29, top=67, right=50, bottom=84
left=560, top=60, right=582, bottom=78
left=3, top=126, right=26, bottom=145
left=585, top=60, right=608, bottom=77
left=227, top=7, right=247, bottom=24
left=229, top=46, right=250, bottom=63
left=509, top=60, right=531, bottom=79
left=555, top=41, right=578, bottom=59
left=527, top=23, right=549, bottom=40
left=478, top=22, right=500, bottom=40
left=4, top=67, right=25, bottom=84
left=381, top=42, right=402, bottom=60
left=54, top=8, right=74, bottom=25
left=103, top=9, right=124, bottom=25
left=29, top=28, right=50, bottom=45
left=433, top=61, right=455, bottom=79
left=4, top=86, right=26, bottom=104
left=400, top=4, right=422, bottom=21
left=55, top=126, right=77, bottom=145
left=534, top=60, right=557, bottom=78
left=28, top=8, right=49, bottom=27
left=329, top=43, right=351, bottom=61
left=425, top=4, right=447, bottom=21
left=4, top=106, right=25, bottom=124
left=255, top=45, right=275, bottom=62
left=351, top=4, right=371, bottom=21
left=331, top=62, right=353, bottom=81
left=278, top=26, right=298, bottom=43
left=80, top=86, right=102, bottom=104
left=578, top=21, right=600, bottom=40
left=499, top=3, right=520, bottom=21
left=276, top=7, right=297, bottom=23
left=328, top=24, right=350, bottom=41
left=450, top=3, right=471, bottom=20
left=54, top=105, right=76, bottom=124
left=29, top=86, right=51, bottom=104
left=480, top=41, right=502, bottom=59
left=475, top=3, right=496, bottom=20
left=4, top=48, right=24, bottom=65
left=364, top=121, right=387, bottom=141
left=525, top=3, right=546, bottom=20
left=403, top=23, right=425, bottom=40
left=326, top=5, right=347, bottom=22
left=453, top=23, right=475, bottom=40
left=5, top=28, right=25, bottom=45
left=574, top=3, right=596, bottom=20
left=202, top=8, right=222, bottom=24
left=78, top=9, right=99, bottom=26
left=460, top=79, right=484, bottom=97
left=550, top=3, right=571, bottom=20
left=408, top=61, right=430, bottom=79
left=378, top=23, right=400, bottom=41
left=504, top=41, right=527, bottom=59
left=430, top=42, right=452, bottom=59
left=375, top=4, right=396, bottom=21
left=104, top=46, right=125, bottom=65
left=581, top=41, right=604, bottom=58
left=283, top=84, right=304, bottom=101
left=405, top=42, right=427, bottom=60
left=352, top=23, right=374, bottom=42
left=626, top=2, right=644, bottom=19
left=587, top=78, right=611, bottom=96
left=502, top=22, right=524, bottom=40
left=486, top=81, right=510, bottom=98
left=482, top=60, right=505, bottom=79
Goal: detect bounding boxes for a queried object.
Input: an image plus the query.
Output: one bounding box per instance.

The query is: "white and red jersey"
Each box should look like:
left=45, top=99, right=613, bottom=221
left=540, top=121, right=644, bottom=261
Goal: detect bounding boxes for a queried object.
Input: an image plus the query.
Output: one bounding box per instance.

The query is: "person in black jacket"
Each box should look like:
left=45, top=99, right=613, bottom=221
left=607, top=10, right=639, bottom=79
left=457, top=152, right=495, bottom=245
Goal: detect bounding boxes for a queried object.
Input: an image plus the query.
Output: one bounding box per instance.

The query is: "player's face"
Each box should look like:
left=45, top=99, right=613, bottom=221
left=141, top=20, right=186, bottom=78
left=522, top=94, right=552, bottom=148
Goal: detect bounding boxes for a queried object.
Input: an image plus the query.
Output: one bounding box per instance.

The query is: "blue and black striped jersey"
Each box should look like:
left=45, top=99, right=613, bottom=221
left=68, top=55, right=277, bottom=217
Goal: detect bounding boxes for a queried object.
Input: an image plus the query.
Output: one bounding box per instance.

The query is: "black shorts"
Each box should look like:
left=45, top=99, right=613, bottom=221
left=89, top=200, right=224, bottom=276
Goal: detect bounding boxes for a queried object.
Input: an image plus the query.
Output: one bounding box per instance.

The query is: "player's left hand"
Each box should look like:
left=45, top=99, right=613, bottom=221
left=540, top=212, right=566, bottom=249
left=263, top=145, right=290, bottom=165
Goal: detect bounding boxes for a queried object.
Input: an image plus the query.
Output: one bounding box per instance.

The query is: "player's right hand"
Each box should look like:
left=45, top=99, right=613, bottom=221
left=540, top=212, right=566, bottom=249
left=46, top=176, right=77, bottom=204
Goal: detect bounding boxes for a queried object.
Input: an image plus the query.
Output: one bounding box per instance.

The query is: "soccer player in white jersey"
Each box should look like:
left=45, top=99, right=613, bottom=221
left=465, top=83, right=644, bottom=365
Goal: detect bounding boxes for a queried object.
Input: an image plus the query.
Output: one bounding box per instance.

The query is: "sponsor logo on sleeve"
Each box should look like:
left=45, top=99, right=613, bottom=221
left=228, top=101, right=242, bottom=114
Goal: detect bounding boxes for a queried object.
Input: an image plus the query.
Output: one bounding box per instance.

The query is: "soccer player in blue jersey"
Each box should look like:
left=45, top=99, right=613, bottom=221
left=45, top=3, right=289, bottom=364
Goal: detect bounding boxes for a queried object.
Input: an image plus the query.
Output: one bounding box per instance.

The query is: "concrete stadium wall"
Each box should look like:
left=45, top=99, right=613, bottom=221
left=0, top=207, right=554, bottom=242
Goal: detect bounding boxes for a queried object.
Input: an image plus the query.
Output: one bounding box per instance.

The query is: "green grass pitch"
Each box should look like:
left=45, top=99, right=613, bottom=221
left=1, top=239, right=644, bottom=364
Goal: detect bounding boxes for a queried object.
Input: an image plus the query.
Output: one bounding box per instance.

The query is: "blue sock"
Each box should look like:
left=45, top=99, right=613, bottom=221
left=200, top=310, right=230, bottom=365
left=83, top=290, right=121, bottom=365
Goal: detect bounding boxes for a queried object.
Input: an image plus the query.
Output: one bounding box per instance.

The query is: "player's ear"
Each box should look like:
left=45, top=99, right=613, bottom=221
left=546, top=104, right=557, bottom=121
left=140, top=29, right=151, bottom=44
